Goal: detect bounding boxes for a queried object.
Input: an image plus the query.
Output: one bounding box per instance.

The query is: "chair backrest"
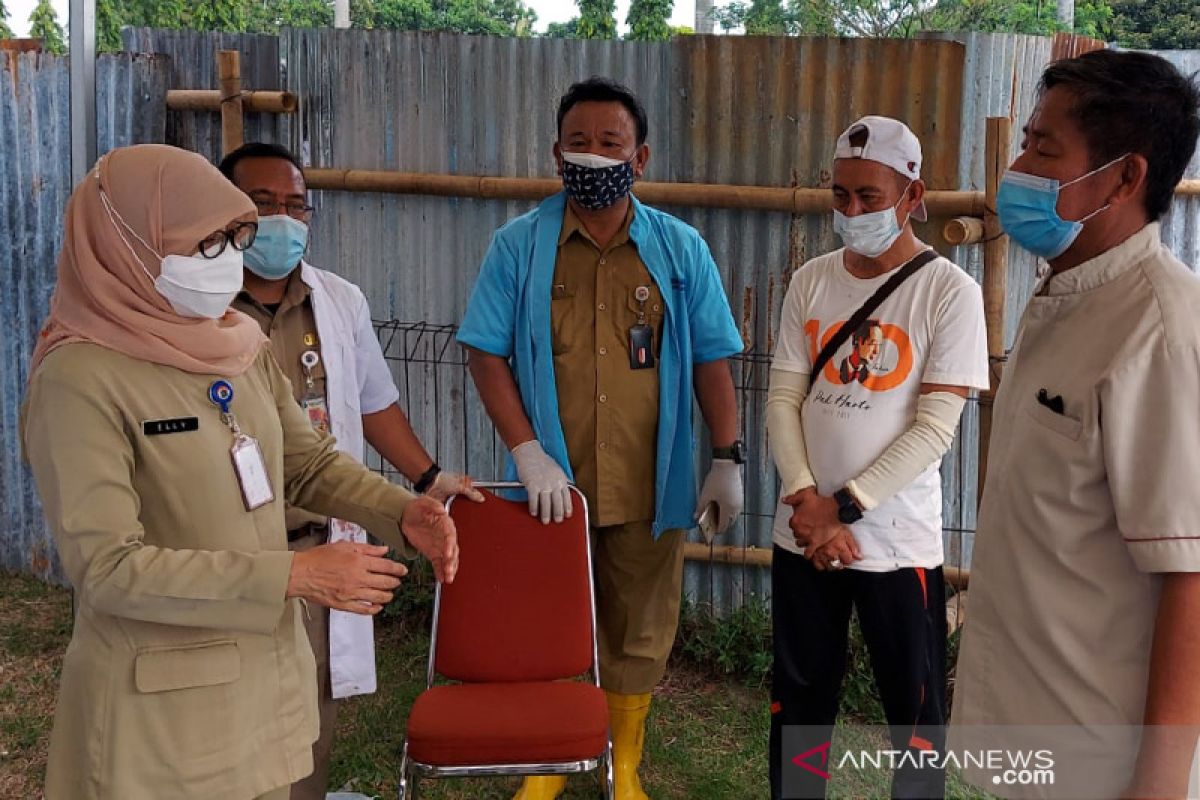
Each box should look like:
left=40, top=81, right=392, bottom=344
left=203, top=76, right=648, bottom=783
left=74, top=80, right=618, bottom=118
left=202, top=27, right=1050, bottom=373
left=432, top=487, right=596, bottom=683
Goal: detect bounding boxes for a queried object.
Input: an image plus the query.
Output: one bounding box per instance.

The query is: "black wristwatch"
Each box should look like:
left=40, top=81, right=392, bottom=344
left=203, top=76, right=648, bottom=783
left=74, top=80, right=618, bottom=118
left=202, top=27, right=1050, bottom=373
left=712, top=440, right=746, bottom=465
left=413, top=463, right=442, bottom=494
left=834, top=488, right=863, bottom=525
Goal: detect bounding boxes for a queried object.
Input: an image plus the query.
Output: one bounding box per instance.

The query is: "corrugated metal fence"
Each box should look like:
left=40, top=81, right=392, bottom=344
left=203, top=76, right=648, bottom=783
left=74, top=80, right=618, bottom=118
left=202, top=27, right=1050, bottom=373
left=3, top=31, right=1198, bottom=611
left=1, top=50, right=169, bottom=580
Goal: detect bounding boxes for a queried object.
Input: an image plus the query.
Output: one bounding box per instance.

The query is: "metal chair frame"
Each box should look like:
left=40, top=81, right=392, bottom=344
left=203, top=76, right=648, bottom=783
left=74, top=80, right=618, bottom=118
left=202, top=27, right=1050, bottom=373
left=398, top=481, right=615, bottom=800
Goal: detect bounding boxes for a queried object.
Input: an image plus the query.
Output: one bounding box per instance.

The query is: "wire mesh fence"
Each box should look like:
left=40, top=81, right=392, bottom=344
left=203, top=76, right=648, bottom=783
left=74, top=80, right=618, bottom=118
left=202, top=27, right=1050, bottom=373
left=371, top=319, right=979, bottom=616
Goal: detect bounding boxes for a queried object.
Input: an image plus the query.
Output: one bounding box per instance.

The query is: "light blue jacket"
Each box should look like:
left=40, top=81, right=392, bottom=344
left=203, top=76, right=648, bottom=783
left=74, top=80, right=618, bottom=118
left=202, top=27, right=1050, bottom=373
left=457, top=192, right=743, bottom=537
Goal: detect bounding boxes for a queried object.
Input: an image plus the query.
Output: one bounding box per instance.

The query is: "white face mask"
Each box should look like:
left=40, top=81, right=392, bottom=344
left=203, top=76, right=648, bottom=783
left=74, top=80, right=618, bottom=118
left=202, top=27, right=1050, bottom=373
left=154, top=248, right=244, bottom=319
left=833, top=182, right=914, bottom=258
left=100, top=188, right=243, bottom=319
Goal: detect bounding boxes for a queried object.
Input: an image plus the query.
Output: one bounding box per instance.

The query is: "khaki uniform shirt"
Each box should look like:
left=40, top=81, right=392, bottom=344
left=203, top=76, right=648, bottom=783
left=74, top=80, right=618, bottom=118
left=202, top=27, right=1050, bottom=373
left=23, top=343, right=415, bottom=800
left=951, top=224, right=1200, bottom=796
left=233, top=271, right=328, bottom=532
left=552, top=204, right=663, bottom=527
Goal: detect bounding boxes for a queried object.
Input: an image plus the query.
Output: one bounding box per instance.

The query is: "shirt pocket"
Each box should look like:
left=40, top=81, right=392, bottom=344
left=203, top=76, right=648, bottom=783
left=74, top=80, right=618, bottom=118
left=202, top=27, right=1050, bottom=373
left=1023, top=401, right=1083, bottom=441
left=134, top=639, right=241, bottom=693
left=131, top=639, right=243, bottom=764
left=551, top=283, right=581, bottom=356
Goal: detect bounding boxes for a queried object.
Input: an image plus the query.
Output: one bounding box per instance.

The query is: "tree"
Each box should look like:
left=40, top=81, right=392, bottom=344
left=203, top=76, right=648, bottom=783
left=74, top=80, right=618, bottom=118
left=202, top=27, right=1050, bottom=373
left=577, top=0, right=617, bottom=38
left=544, top=16, right=580, bottom=37
left=96, top=0, right=124, bottom=51
left=352, top=0, right=535, bottom=34
left=925, top=0, right=1114, bottom=38
left=0, top=1, right=14, bottom=39
left=626, top=0, right=673, bottom=41
left=1110, top=0, right=1200, bottom=49
left=492, top=0, right=537, bottom=35
left=189, top=0, right=250, bottom=30
left=713, top=0, right=919, bottom=36
left=352, top=0, right=434, bottom=29
left=29, top=0, right=65, bottom=53
left=248, top=0, right=335, bottom=32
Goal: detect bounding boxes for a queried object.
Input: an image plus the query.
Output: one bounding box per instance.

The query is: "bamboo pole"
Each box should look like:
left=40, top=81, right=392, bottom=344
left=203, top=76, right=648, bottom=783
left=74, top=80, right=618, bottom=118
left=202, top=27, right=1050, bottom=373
left=301, top=170, right=1197, bottom=220
left=167, top=89, right=298, bottom=114
left=683, top=542, right=773, bottom=568
left=217, top=50, right=244, bottom=158
left=303, top=167, right=988, bottom=216
left=977, top=117, right=1013, bottom=505
left=680, top=542, right=970, bottom=589
left=943, top=215, right=986, bottom=246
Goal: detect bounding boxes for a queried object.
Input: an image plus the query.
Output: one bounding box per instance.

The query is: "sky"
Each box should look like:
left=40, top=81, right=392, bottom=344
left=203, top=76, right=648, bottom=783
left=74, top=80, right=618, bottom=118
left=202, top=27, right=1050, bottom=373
left=6, top=0, right=702, bottom=36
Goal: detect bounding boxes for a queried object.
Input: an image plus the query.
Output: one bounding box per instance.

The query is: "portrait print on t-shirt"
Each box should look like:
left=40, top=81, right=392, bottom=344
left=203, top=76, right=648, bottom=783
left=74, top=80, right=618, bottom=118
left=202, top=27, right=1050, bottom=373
left=837, top=319, right=892, bottom=385
left=804, top=312, right=916, bottom=419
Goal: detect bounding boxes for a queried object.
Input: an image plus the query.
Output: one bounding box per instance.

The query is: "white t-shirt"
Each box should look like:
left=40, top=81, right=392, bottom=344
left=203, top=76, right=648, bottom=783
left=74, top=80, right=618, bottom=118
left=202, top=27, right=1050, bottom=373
left=771, top=247, right=989, bottom=571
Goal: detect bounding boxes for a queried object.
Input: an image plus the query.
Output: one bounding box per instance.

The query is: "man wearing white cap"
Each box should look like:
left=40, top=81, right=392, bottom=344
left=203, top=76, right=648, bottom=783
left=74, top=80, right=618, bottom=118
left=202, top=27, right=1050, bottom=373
left=766, top=116, right=988, bottom=799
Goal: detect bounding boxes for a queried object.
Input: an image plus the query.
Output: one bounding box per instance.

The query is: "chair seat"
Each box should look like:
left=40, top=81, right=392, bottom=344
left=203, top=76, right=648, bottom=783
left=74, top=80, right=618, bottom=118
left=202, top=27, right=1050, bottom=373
left=406, top=681, right=609, bottom=766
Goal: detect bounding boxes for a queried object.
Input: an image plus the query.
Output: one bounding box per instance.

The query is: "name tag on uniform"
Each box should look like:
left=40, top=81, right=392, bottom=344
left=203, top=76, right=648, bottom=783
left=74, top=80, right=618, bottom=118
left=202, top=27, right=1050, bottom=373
left=142, top=417, right=199, bottom=436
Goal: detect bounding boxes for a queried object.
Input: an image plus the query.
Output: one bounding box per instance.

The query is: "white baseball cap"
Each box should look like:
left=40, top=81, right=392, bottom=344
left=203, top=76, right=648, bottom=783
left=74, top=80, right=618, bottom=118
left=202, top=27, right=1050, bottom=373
left=835, top=115, right=927, bottom=221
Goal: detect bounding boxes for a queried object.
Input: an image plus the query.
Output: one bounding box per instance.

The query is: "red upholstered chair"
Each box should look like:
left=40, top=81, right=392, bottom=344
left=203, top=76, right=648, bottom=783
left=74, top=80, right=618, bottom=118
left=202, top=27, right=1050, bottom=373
left=398, top=483, right=614, bottom=799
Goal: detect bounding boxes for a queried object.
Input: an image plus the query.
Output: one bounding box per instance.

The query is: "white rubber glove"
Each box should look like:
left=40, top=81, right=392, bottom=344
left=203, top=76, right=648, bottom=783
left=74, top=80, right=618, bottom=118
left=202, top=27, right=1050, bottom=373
left=511, top=440, right=573, bottom=524
left=695, top=458, right=743, bottom=542
left=424, top=470, right=485, bottom=504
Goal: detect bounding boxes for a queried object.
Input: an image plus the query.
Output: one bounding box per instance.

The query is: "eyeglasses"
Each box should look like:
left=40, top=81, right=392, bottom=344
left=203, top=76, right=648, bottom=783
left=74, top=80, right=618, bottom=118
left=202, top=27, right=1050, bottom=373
left=252, top=198, right=315, bottom=222
left=198, top=221, right=258, bottom=259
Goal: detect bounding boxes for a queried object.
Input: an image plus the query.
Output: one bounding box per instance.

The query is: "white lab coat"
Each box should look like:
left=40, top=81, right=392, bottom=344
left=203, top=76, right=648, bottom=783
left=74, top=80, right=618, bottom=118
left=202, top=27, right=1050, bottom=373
left=301, top=262, right=400, bottom=699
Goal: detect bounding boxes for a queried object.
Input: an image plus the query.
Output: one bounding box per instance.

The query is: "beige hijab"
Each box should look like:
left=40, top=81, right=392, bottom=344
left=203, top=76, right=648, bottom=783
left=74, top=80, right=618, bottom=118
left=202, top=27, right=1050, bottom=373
left=30, top=144, right=266, bottom=377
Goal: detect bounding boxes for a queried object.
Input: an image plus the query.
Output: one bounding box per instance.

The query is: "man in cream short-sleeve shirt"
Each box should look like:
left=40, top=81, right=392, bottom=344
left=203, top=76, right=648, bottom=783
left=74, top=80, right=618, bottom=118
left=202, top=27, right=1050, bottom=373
left=951, top=50, right=1200, bottom=800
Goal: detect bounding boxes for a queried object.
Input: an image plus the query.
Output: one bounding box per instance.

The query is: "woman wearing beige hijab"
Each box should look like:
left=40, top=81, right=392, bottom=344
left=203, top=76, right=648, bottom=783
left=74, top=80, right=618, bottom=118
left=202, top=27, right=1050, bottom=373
left=22, top=144, right=458, bottom=800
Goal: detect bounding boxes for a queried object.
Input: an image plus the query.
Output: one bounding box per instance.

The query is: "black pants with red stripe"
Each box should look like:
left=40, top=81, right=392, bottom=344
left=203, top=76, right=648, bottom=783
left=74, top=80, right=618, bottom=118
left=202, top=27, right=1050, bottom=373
left=769, top=545, right=947, bottom=800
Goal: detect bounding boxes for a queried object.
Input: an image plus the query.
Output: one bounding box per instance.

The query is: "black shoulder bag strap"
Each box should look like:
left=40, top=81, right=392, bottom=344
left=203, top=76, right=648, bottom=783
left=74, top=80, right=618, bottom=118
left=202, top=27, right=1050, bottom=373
left=808, top=249, right=939, bottom=391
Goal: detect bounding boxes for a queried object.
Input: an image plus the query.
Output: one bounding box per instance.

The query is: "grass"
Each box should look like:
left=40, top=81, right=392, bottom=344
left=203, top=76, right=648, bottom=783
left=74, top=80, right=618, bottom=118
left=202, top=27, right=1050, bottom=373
left=0, top=572, right=72, bottom=800
left=0, top=569, right=993, bottom=799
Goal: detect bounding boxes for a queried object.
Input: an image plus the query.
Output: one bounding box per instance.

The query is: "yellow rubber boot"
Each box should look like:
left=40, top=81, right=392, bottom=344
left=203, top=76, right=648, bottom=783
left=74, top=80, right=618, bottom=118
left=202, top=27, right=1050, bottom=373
left=512, top=775, right=567, bottom=800
left=607, top=691, right=653, bottom=800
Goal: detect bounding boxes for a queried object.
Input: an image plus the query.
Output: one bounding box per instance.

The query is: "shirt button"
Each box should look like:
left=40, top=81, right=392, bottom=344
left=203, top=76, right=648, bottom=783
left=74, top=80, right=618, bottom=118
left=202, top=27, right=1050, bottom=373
left=599, top=442, right=608, bottom=450
left=599, top=258, right=607, bottom=265
left=599, top=393, right=608, bottom=403
left=599, top=346, right=608, bottom=355
left=598, top=302, right=606, bottom=311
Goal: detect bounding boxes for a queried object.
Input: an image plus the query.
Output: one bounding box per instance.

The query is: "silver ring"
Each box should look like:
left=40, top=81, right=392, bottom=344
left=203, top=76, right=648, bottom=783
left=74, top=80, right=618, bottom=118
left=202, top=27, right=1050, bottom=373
left=830, top=558, right=843, bottom=569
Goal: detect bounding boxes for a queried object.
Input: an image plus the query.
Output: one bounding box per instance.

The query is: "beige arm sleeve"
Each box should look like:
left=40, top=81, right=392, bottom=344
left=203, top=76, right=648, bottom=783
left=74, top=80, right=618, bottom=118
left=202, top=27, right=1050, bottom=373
left=23, top=365, right=294, bottom=636
left=846, top=391, right=966, bottom=511
left=765, top=368, right=817, bottom=496
left=266, top=352, right=417, bottom=558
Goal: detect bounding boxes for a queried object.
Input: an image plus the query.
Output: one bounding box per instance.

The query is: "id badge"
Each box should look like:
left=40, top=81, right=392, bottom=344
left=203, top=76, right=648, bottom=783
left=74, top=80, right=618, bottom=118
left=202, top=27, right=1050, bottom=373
left=231, top=434, right=275, bottom=511
left=628, top=324, right=655, bottom=369
left=301, top=393, right=331, bottom=434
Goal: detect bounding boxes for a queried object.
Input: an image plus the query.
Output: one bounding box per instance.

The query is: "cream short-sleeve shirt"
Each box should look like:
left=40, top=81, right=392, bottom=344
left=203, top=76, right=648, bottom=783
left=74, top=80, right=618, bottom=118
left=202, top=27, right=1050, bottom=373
left=952, top=224, right=1200, bottom=797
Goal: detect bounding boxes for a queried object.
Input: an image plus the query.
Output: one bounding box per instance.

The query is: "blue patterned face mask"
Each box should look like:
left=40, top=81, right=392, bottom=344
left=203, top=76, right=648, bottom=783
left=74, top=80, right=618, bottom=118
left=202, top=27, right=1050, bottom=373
left=996, top=154, right=1127, bottom=260
left=560, top=151, right=635, bottom=211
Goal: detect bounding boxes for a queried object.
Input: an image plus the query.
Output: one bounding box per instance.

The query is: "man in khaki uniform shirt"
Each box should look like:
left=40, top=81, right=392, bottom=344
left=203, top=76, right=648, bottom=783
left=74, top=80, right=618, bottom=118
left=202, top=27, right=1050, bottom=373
left=221, top=142, right=480, bottom=800
left=552, top=202, right=683, bottom=694
left=951, top=51, right=1200, bottom=799
left=459, top=78, right=745, bottom=800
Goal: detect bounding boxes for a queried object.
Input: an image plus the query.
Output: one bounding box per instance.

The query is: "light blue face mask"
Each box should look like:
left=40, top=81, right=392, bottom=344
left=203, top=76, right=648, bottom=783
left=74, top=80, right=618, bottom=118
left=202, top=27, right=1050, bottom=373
left=243, top=214, right=309, bottom=279
left=832, top=181, right=914, bottom=259
left=995, top=154, right=1127, bottom=260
